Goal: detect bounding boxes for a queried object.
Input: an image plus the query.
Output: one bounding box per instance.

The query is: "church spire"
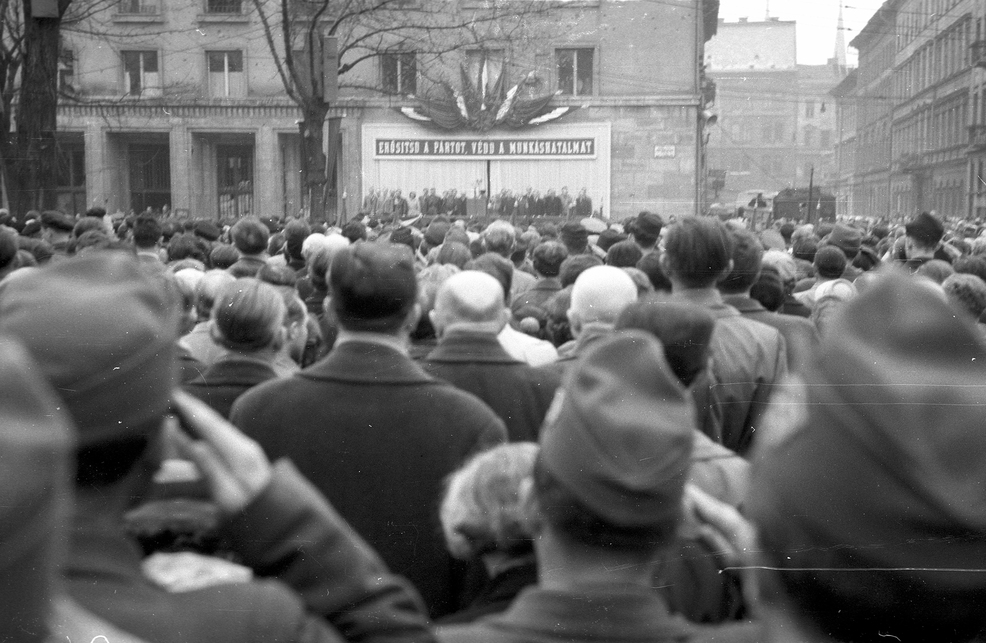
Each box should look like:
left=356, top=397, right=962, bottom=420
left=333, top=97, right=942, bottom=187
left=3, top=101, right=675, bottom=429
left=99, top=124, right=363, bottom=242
left=834, top=1, right=848, bottom=74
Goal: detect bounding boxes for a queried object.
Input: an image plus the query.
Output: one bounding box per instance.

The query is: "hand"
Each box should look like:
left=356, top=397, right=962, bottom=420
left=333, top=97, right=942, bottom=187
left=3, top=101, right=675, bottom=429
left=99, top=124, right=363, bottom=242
left=168, top=390, right=273, bottom=516
left=683, top=484, right=757, bottom=569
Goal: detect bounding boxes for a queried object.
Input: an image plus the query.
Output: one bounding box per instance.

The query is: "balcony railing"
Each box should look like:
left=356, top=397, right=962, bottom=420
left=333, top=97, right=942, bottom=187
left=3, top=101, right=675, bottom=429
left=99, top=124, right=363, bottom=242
left=970, top=125, right=986, bottom=148
left=972, top=40, right=986, bottom=69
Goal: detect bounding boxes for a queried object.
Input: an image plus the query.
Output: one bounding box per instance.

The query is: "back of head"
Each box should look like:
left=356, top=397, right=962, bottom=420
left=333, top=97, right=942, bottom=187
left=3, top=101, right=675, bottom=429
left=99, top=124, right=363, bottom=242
left=615, top=299, right=715, bottom=387
left=195, top=269, right=236, bottom=319
left=943, top=272, right=986, bottom=320
left=718, top=227, right=762, bottom=294
left=559, top=253, right=603, bottom=288
left=211, top=278, right=286, bottom=352
left=432, top=270, right=506, bottom=334
left=663, top=216, right=734, bottom=288
left=813, top=245, right=847, bottom=280
left=559, top=223, right=589, bottom=254
left=132, top=214, right=162, bottom=249
left=308, top=234, right=351, bottom=289
left=750, top=266, right=786, bottom=312
left=532, top=241, right=568, bottom=277
left=283, top=219, right=311, bottom=259
left=916, top=259, right=955, bottom=285
left=437, top=241, right=472, bottom=269
left=209, top=243, right=239, bottom=269
left=465, top=253, right=513, bottom=304
left=569, top=265, right=638, bottom=326
left=605, top=240, right=643, bottom=268
left=632, top=211, right=663, bottom=248
left=441, top=442, right=539, bottom=560
left=635, top=251, right=672, bottom=292
left=257, top=262, right=298, bottom=289
left=341, top=220, right=368, bottom=244
left=792, top=237, right=818, bottom=263
left=761, top=249, right=797, bottom=290
left=0, top=252, right=180, bottom=447
left=536, top=332, right=694, bottom=553
left=483, top=223, right=516, bottom=257
left=330, top=242, right=417, bottom=333
left=749, top=273, right=986, bottom=641
left=230, top=216, right=270, bottom=255
left=905, top=211, right=945, bottom=249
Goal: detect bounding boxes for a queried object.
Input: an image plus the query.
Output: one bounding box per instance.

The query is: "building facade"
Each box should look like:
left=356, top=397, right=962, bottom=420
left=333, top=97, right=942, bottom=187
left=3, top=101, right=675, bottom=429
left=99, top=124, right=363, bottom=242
left=54, top=0, right=718, bottom=222
left=835, top=0, right=977, bottom=221
left=704, top=18, right=842, bottom=212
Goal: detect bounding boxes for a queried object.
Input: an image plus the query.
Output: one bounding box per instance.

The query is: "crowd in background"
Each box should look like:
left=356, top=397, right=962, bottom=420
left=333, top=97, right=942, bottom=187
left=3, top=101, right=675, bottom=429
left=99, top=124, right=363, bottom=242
left=3, top=202, right=986, bottom=643
left=362, top=186, right=594, bottom=220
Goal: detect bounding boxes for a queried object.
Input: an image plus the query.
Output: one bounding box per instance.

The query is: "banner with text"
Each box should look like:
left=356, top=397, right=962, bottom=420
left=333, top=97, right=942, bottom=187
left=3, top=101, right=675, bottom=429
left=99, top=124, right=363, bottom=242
left=375, top=138, right=596, bottom=160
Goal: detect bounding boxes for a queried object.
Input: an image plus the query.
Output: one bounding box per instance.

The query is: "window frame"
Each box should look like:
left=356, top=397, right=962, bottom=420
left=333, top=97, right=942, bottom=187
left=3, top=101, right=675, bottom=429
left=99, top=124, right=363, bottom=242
left=555, top=47, right=594, bottom=97
left=121, top=49, right=162, bottom=98
left=206, top=49, right=246, bottom=98
left=381, top=51, right=417, bottom=96
left=204, top=0, right=242, bottom=14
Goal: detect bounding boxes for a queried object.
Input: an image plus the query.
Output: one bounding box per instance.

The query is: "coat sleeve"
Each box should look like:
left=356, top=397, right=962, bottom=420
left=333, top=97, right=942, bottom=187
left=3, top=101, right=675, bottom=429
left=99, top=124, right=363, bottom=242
left=221, top=460, right=436, bottom=643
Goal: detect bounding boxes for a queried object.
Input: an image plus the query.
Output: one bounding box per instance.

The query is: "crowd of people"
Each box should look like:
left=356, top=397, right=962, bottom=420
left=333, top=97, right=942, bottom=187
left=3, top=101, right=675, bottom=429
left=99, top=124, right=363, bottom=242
left=362, top=187, right=594, bottom=220
left=3, top=202, right=986, bottom=643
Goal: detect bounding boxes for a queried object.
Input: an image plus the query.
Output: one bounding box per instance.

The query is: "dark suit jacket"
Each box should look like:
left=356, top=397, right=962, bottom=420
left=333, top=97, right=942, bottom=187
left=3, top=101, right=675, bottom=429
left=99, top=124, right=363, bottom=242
left=231, top=340, right=508, bottom=618
left=184, top=355, right=279, bottom=418
left=66, top=463, right=432, bottom=643
left=723, top=294, right=819, bottom=374
left=423, top=332, right=561, bottom=443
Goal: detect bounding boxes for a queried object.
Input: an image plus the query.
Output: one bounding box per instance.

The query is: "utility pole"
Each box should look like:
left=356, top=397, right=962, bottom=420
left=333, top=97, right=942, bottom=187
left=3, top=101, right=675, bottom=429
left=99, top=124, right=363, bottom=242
left=807, top=164, right=815, bottom=224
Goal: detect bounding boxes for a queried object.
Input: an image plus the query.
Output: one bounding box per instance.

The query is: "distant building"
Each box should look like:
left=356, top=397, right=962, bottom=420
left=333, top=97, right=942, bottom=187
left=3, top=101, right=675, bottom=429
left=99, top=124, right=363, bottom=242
left=54, top=0, right=719, bottom=221
left=704, top=17, right=842, bottom=214
left=834, top=0, right=976, bottom=221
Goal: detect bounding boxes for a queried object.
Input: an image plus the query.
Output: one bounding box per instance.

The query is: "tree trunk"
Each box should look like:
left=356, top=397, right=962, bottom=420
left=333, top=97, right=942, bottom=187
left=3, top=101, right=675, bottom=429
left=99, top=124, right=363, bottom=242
left=299, top=103, right=329, bottom=222
left=13, top=0, right=70, bottom=213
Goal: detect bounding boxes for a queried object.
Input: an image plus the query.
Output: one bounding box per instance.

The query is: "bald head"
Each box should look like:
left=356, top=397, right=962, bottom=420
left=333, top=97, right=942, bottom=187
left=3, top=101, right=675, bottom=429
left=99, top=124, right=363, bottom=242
left=568, top=266, right=638, bottom=332
left=431, top=270, right=510, bottom=336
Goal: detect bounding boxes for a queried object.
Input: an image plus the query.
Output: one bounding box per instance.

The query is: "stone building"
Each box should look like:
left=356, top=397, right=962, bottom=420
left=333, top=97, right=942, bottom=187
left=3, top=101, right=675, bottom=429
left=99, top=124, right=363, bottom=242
left=54, top=0, right=719, bottom=221
left=704, top=17, right=842, bottom=212
left=834, top=0, right=976, bottom=221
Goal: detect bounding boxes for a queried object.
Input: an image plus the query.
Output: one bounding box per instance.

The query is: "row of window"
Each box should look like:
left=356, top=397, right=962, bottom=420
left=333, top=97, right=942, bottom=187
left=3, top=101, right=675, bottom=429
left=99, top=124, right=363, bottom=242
left=891, top=98, right=968, bottom=158
left=118, top=0, right=242, bottom=15
left=61, top=47, right=595, bottom=99
left=381, top=48, right=594, bottom=97
left=891, top=17, right=971, bottom=101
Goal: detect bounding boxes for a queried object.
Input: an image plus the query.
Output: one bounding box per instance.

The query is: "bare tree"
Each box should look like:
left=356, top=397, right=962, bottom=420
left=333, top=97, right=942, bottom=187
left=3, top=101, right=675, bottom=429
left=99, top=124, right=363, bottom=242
left=249, top=0, right=569, bottom=221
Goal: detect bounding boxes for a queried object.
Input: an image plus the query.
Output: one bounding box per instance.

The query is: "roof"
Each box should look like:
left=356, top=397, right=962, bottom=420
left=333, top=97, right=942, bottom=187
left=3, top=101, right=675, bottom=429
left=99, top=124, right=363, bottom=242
left=849, top=0, right=900, bottom=52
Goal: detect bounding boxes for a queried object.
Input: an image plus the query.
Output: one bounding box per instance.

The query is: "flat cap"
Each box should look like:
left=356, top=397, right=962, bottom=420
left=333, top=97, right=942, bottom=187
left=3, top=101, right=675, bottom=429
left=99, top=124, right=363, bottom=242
left=540, top=331, right=695, bottom=528
left=193, top=220, right=222, bottom=242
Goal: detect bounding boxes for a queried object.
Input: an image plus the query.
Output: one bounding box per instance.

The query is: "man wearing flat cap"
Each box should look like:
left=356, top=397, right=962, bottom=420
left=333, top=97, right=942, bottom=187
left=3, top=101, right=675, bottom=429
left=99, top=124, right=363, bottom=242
left=902, top=211, right=946, bottom=272
left=689, top=273, right=986, bottom=642
left=0, top=252, right=433, bottom=643
left=439, top=331, right=700, bottom=643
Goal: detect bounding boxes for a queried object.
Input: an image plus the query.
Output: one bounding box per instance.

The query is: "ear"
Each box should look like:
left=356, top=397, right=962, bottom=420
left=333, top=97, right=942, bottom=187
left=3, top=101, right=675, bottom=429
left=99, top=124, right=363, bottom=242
left=566, top=308, right=581, bottom=335
left=404, top=302, right=422, bottom=332
left=429, top=308, right=443, bottom=337
left=518, top=476, right=543, bottom=535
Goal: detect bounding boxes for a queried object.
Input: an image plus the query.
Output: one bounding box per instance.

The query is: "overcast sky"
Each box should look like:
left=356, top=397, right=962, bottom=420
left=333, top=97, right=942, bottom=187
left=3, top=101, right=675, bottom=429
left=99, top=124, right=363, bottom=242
left=717, top=0, right=888, bottom=66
